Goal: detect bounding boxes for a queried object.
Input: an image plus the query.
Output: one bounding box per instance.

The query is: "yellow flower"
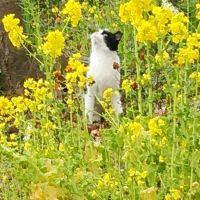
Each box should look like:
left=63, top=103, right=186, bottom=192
left=122, top=79, right=131, bottom=92
left=67, top=97, right=74, bottom=107
left=59, top=143, right=65, bottom=152
left=65, top=53, right=88, bottom=97
left=190, top=72, right=200, bottom=83
left=187, top=33, right=200, bottom=49
left=102, top=173, right=110, bottom=185
left=52, top=6, right=59, bottom=13
left=119, top=0, right=143, bottom=27
left=62, top=0, right=82, bottom=27
left=103, top=88, right=113, bottom=102
left=10, top=133, right=17, bottom=140
left=180, top=140, right=187, bottom=149
left=137, top=20, right=158, bottom=43
left=8, top=26, right=26, bottom=48
left=81, top=2, right=88, bottom=10
left=165, top=189, right=181, bottom=200
left=128, top=168, right=136, bottom=177
left=155, top=51, right=170, bottom=64
left=0, top=96, right=14, bottom=117
left=196, top=3, right=200, bottom=20
left=169, top=13, right=188, bottom=44
left=2, top=14, right=20, bottom=32
left=140, top=171, right=147, bottom=178
left=24, top=78, right=36, bottom=90
left=148, top=117, right=165, bottom=135
left=0, top=123, right=6, bottom=131
left=44, top=121, right=57, bottom=131
left=129, top=122, right=144, bottom=137
left=162, top=136, right=167, bottom=145
left=11, top=96, right=28, bottom=113
left=141, top=73, right=151, bottom=85
left=24, top=142, right=31, bottom=150
left=176, top=46, right=199, bottom=66
left=88, top=6, right=96, bottom=14
left=128, top=168, right=148, bottom=186
left=151, top=6, right=173, bottom=36
left=41, top=30, right=65, bottom=58
left=2, top=14, right=26, bottom=48
left=119, top=2, right=133, bottom=24
left=171, top=12, right=188, bottom=24
left=159, top=155, right=165, bottom=163
left=169, top=22, right=188, bottom=43
left=140, top=0, right=153, bottom=12
left=91, top=190, right=97, bottom=198
left=7, top=141, right=18, bottom=147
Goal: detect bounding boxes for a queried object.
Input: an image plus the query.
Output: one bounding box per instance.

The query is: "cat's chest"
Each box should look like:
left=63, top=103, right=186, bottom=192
left=89, top=51, right=120, bottom=74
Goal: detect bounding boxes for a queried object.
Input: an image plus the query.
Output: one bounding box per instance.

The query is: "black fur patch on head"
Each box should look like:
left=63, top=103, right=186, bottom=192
left=101, top=30, right=122, bottom=51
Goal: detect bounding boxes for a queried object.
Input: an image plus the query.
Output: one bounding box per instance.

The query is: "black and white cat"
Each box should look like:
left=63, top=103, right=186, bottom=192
left=85, top=29, right=123, bottom=124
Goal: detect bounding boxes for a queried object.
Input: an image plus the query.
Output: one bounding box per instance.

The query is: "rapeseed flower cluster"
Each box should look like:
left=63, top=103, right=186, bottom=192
left=97, top=173, right=118, bottom=189
left=119, top=1, right=188, bottom=44
left=62, top=0, right=82, bottom=27
left=169, top=13, right=188, bottom=43
left=118, top=120, right=144, bottom=144
left=11, top=96, right=28, bottom=113
left=0, top=78, right=52, bottom=133
left=141, top=73, right=151, bottom=85
left=196, top=3, right=200, bottom=20
left=122, top=79, right=131, bottom=92
left=128, top=168, right=147, bottom=186
left=2, top=14, right=26, bottom=48
left=7, top=133, right=18, bottom=148
left=65, top=53, right=88, bottom=93
left=41, top=30, right=65, bottom=58
left=121, top=79, right=136, bottom=93
left=176, top=33, right=199, bottom=66
left=24, top=78, right=53, bottom=112
left=65, top=53, right=88, bottom=108
left=0, top=97, right=14, bottom=117
left=103, top=88, right=114, bottom=102
left=119, top=0, right=153, bottom=27
left=148, top=117, right=165, bottom=135
left=100, top=88, right=115, bottom=114
left=151, top=6, right=173, bottom=36
left=128, top=122, right=144, bottom=141
left=165, top=189, right=181, bottom=200
left=187, top=33, right=200, bottom=49
left=190, top=72, right=200, bottom=83
left=136, top=20, right=158, bottom=42
left=155, top=51, right=170, bottom=64
left=176, top=47, right=199, bottom=66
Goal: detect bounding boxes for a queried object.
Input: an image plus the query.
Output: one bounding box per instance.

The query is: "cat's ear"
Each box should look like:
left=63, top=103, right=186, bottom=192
left=115, top=31, right=123, bottom=41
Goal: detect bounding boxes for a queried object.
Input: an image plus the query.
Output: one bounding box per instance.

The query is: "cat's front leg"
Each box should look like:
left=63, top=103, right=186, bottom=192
left=111, top=93, right=123, bottom=116
left=85, top=86, right=95, bottom=124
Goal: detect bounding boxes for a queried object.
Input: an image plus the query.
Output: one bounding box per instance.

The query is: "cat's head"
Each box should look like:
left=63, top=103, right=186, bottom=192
left=90, top=29, right=122, bottom=52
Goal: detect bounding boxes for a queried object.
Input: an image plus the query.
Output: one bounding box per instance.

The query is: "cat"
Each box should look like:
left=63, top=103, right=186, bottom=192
left=85, top=29, right=123, bottom=124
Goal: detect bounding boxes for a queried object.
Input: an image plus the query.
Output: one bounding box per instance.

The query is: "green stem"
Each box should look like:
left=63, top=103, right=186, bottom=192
left=123, top=26, right=127, bottom=76
left=187, top=0, right=190, bottom=31
left=171, top=69, right=178, bottom=180
left=195, top=64, right=199, bottom=97
left=184, top=63, right=188, bottom=104
left=133, top=28, right=142, bottom=114
left=147, top=44, right=152, bottom=116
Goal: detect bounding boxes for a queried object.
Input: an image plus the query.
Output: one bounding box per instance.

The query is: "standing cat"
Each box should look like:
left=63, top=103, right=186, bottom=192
left=85, top=29, right=123, bottom=124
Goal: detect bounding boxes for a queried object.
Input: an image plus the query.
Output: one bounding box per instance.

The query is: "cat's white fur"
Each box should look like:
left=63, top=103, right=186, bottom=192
left=85, top=30, right=123, bottom=123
